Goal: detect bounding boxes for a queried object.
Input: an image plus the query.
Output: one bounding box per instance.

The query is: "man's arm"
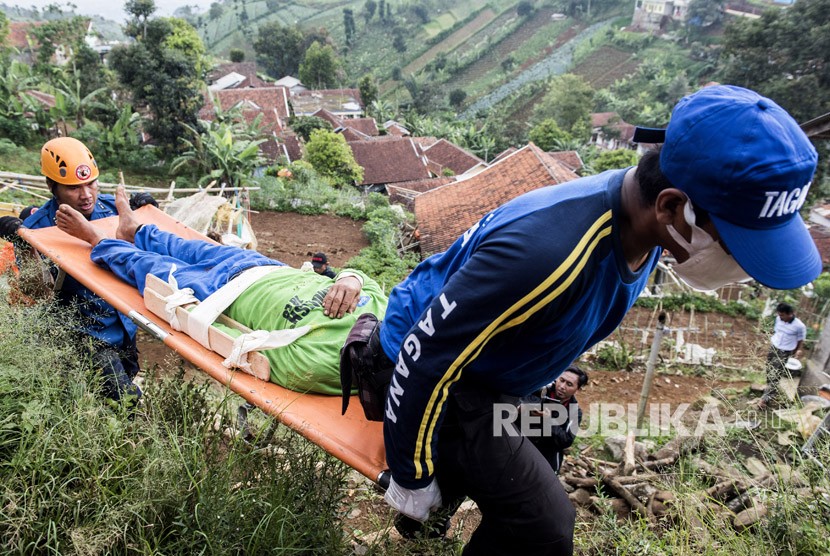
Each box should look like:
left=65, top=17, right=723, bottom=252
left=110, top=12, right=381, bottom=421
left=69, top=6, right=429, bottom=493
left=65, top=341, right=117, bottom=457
left=322, top=269, right=371, bottom=318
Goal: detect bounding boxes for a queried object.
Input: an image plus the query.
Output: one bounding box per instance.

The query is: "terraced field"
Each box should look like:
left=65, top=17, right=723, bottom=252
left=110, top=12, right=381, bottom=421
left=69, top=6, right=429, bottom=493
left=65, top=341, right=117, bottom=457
left=444, top=7, right=571, bottom=98
left=400, top=8, right=498, bottom=76
left=571, top=45, right=641, bottom=88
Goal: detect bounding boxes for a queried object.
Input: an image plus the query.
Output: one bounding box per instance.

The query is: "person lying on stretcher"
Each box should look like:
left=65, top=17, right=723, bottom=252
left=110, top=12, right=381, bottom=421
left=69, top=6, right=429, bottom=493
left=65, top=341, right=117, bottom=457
left=55, top=186, right=388, bottom=395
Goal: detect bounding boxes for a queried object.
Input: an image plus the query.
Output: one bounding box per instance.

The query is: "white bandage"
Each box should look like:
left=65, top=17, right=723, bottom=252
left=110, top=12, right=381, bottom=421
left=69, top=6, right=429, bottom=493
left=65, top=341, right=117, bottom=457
left=222, top=326, right=312, bottom=373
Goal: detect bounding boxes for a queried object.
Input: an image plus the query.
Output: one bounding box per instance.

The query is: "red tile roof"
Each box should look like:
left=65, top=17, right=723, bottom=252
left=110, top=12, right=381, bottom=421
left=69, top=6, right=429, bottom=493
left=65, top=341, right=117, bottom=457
left=200, top=87, right=290, bottom=132
left=338, top=126, right=371, bottom=142
left=278, top=132, right=303, bottom=163
left=348, top=138, right=431, bottom=186
left=386, top=177, right=455, bottom=211
left=423, top=138, right=484, bottom=175
left=310, top=108, right=342, bottom=127
left=547, top=150, right=583, bottom=173
left=345, top=117, right=379, bottom=136
left=8, top=22, right=38, bottom=49
left=492, top=147, right=518, bottom=163
left=25, top=90, right=56, bottom=108
left=414, top=143, right=579, bottom=255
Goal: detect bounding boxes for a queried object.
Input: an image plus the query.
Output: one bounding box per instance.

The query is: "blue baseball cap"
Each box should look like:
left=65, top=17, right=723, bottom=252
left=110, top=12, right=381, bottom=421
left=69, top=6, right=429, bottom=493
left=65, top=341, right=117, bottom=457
left=659, top=85, right=820, bottom=290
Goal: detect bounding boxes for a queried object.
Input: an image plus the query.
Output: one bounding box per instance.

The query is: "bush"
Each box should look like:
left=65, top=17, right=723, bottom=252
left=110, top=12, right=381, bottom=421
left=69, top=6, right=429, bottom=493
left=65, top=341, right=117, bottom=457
left=0, top=138, right=41, bottom=174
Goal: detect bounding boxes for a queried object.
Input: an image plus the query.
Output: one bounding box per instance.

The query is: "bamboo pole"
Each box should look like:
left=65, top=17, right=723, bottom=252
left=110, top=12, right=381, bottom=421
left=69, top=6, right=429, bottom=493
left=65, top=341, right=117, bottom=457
left=636, top=312, right=666, bottom=429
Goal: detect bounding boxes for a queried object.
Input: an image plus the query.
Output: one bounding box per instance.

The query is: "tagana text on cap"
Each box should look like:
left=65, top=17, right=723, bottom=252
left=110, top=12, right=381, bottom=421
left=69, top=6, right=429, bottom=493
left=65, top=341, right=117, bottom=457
left=660, top=85, right=820, bottom=290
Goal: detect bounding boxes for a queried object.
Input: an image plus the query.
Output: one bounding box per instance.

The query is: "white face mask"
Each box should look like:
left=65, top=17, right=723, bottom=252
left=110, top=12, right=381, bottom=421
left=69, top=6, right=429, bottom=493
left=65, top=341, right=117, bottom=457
left=667, top=200, right=750, bottom=291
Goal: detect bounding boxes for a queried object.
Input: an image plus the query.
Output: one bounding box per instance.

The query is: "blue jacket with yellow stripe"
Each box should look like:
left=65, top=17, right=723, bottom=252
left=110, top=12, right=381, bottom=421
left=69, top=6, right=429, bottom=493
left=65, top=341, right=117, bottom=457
left=379, top=169, right=660, bottom=489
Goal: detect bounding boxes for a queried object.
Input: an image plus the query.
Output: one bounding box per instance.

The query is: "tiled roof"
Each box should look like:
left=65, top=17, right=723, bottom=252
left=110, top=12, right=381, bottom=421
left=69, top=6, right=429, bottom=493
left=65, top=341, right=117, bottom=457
left=547, top=150, right=583, bottom=173
left=591, top=112, right=621, bottom=127
left=345, top=117, right=379, bottom=136
left=349, top=138, right=431, bottom=186
left=259, top=137, right=287, bottom=163
left=386, top=177, right=455, bottom=211
left=8, top=22, right=38, bottom=49
left=25, top=90, right=56, bottom=108
left=207, top=62, right=270, bottom=88
left=278, top=132, right=303, bottom=163
left=383, top=120, right=410, bottom=136
left=492, top=147, right=518, bottom=163
left=338, top=126, right=371, bottom=142
left=423, top=138, right=484, bottom=175
left=200, top=87, right=290, bottom=132
left=310, top=108, right=342, bottom=127
left=411, top=136, right=439, bottom=149
left=414, top=143, right=579, bottom=255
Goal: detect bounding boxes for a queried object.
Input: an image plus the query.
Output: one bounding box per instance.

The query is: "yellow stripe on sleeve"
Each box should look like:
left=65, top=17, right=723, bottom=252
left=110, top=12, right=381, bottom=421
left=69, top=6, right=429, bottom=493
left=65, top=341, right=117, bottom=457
left=410, top=210, right=613, bottom=479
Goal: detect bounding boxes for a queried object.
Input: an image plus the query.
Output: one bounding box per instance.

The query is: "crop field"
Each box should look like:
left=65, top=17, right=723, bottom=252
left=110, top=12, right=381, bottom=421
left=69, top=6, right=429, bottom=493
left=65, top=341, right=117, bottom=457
left=423, top=12, right=459, bottom=38
left=400, top=8, right=498, bottom=76
left=443, top=8, right=568, bottom=97
left=570, top=45, right=641, bottom=88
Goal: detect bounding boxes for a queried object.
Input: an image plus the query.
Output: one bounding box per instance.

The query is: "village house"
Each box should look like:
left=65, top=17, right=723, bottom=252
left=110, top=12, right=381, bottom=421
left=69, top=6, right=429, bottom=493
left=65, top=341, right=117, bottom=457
left=413, top=143, right=579, bottom=255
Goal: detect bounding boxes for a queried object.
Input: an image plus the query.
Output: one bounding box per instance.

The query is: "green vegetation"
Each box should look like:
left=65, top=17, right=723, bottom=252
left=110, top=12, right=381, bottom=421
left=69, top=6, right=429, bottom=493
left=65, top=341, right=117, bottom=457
left=636, top=293, right=763, bottom=320
left=0, top=301, right=351, bottom=553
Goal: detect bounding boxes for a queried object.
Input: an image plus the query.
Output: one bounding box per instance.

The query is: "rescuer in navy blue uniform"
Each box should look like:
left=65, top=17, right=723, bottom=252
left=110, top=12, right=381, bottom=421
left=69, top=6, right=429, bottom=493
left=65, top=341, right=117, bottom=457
left=377, top=86, right=822, bottom=555
left=22, top=138, right=157, bottom=408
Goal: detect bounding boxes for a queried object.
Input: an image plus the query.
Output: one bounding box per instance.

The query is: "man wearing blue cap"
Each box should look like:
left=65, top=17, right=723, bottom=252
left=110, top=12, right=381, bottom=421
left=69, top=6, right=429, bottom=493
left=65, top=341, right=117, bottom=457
left=373, top=85, right=819, bottom=555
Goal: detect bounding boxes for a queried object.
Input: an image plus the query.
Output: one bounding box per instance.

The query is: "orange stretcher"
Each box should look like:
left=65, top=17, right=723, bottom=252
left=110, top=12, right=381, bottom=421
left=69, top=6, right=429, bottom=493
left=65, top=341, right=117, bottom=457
left=19, top=206, right=389, bottom=486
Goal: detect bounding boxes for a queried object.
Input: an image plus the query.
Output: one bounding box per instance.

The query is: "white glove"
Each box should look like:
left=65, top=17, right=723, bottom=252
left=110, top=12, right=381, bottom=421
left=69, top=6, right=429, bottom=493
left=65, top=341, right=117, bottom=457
left=384, top=477, right=442, bottom=522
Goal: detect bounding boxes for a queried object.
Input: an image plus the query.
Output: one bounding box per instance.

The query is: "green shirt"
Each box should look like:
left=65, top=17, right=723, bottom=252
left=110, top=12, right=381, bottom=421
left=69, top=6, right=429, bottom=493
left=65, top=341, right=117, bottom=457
left=223, top=268, right=387, bottom=394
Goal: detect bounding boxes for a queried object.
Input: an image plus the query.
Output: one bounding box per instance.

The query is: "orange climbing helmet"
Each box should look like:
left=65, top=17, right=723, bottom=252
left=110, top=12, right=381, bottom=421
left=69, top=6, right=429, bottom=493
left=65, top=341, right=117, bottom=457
left=41, top=137, right=99, bottom=186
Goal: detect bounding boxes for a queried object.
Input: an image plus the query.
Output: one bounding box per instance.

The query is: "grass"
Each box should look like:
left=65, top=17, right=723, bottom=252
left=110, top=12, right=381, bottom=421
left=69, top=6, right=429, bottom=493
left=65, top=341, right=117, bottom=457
left=0, top=299, right=352, bottom=554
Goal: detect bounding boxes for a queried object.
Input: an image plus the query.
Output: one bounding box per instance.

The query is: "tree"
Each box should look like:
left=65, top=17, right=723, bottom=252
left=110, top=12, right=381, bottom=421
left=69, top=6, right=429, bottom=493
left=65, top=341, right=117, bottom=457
left=392, top=30, right=406, bottom=53
left=30, top=16, right=87, bottom=67
left=591, top=148, right=639, bottom=173
left=110, top=17, right=205, bottom=152
left=517, top=1, right=534, bottom=17
left=358, top=75, right=379, bottom=109
left=253, top=22, right=304, bottom=77
left=363, top=0, right=377, bottom=23
left=125, top=0, right=156, bottom=40
left=303, top=129, right=363, bottom=186
left=718, top=0, right=830, bottom=123
left=209, top=2, right=223, bottom=20
left=230, top=48, right=245, bottom=62
left=289, top=115, right=333, bottom=142
left=298, top=41, right=341, bottom=89
left=533, top=74, right=594, bottom=134
left=343, top=8, right=356, bottom=45
left=449, top=89, right=467, bottom=109
left=172, top=120, right=265, bottom=189
left=685, top=0, right=725, bottom=28
left=412, top=4, right=429, bottom=23
left=529, top=119, right=573, bottom=151
left=265, top=0, right=279, bottom=10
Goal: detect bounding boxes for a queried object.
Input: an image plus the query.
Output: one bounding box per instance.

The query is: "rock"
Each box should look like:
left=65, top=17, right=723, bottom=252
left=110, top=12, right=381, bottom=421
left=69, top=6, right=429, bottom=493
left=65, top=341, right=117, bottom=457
left=569, top=488, right=593, bottom=507
left=654, top=490, right=676, bottom=504
left=347, top=508, right=362, bottom=519
left=743, top=457, right=770, bottom=479
left=692, top=395, right=722, bottom=410
left=773, top=463, right=808, bottom=487
left=652, top=435, right=700, bottom=461
left=560, top=477, right=575, bottom=493
left=750, top=383, right=767, bottom=393
left=776, top=430, right=799, bottom=446
left=627, top=482, right=657, bottom=503
left=605, top=434, right=654, bottom=462
left=733, top=503, right=768, bottom=531
left=650, top=499, right=669, bottom=517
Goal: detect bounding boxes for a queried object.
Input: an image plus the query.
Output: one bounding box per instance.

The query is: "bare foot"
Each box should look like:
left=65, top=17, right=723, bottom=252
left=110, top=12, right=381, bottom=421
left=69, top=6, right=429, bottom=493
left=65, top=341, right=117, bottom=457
left=56, top=205, right=107, bottom=246
left=115, top=186, right=140, bottom=243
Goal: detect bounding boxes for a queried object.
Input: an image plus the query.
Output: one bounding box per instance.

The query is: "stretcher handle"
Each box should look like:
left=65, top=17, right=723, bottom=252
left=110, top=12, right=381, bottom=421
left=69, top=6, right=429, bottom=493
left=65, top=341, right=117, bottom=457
left=377, top=469, right=391, bottom=490
left=128, top=309, right=170, bottom=341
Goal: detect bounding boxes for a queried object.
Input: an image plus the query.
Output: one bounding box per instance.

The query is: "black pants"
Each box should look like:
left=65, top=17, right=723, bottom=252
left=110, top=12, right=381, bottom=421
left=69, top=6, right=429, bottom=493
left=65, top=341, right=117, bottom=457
left=431, top=382, right=575, bottom=555
left=90, top=341, right=142, bottom=405
left=762, top=345, right=794, bottom=403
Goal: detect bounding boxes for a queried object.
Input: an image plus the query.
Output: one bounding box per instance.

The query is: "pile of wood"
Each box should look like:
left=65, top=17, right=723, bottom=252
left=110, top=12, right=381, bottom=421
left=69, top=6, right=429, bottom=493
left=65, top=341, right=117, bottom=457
left=559, top=432, right=824, bottom=531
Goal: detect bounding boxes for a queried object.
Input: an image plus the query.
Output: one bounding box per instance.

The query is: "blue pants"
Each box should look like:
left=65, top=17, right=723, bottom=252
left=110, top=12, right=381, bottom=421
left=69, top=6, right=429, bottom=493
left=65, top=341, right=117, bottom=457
left=90, top=224, right=284, bottom=300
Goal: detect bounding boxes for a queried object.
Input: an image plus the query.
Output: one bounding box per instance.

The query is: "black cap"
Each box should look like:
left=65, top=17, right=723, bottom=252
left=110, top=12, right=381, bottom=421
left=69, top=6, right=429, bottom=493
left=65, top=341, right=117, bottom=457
left=19, top=205, right=38, bottom=221
left=311, top=252, right=328, bottom=267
